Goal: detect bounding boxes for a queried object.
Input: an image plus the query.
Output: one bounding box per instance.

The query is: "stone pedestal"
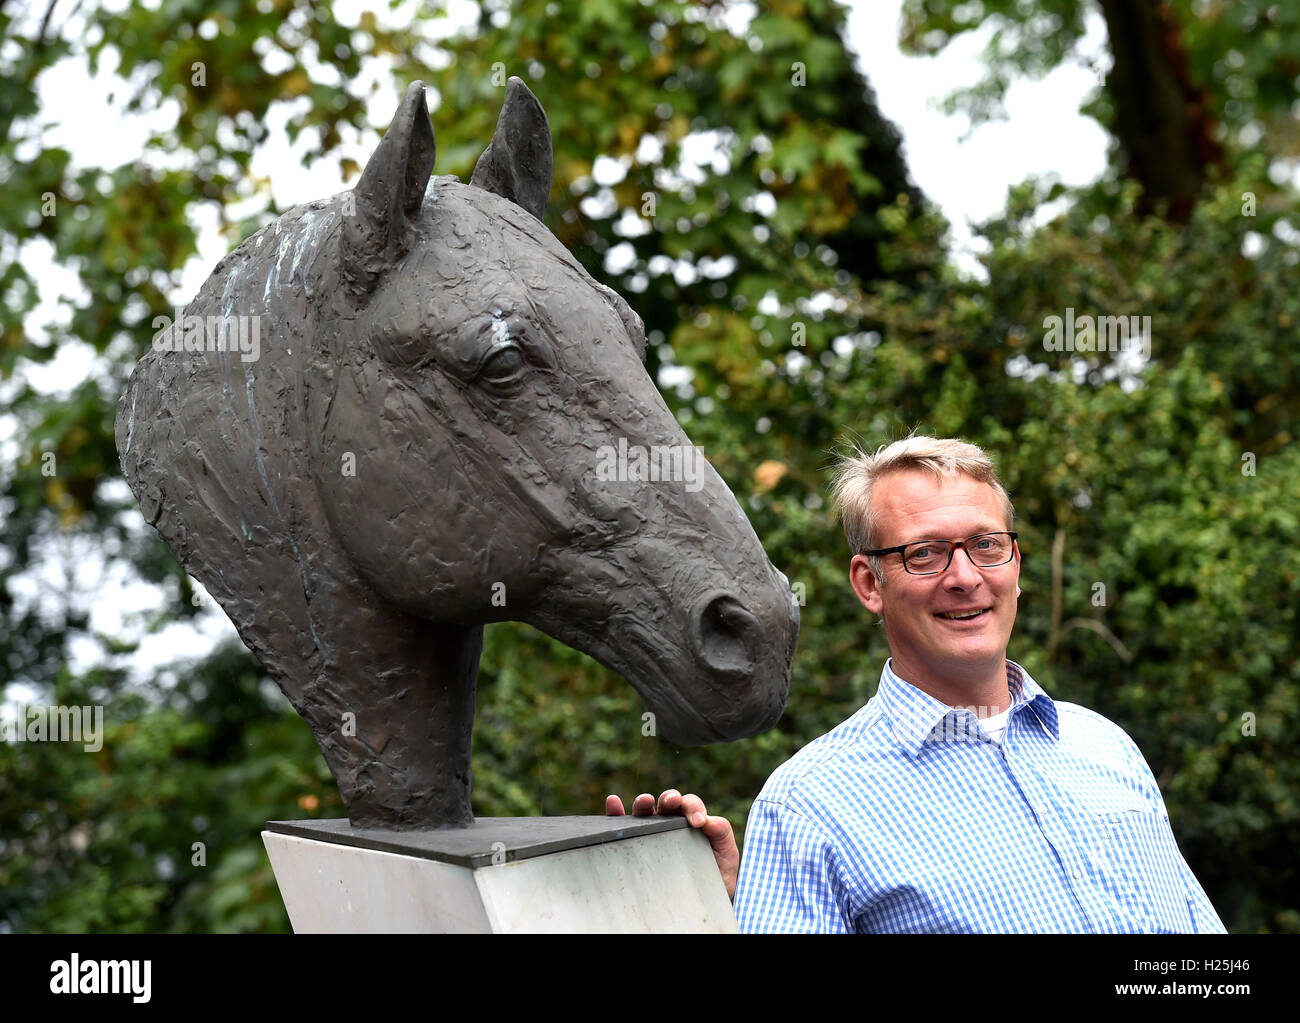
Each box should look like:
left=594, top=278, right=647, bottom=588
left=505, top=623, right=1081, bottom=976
left=262, top=815, right=737, bottom=933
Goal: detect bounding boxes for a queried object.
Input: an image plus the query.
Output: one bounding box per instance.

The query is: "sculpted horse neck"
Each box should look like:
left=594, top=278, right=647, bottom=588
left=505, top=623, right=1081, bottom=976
left=117, top=79, right=798, bottom=828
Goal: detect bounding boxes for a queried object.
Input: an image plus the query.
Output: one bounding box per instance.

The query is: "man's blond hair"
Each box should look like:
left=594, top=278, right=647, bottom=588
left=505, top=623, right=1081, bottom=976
left=828, top=436, right=1015, bottom=579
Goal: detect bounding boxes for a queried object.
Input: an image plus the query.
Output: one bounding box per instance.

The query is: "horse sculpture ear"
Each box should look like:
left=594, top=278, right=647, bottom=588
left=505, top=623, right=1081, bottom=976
left=341, top=80, right=437, bottom=299
left=470, top=76, right=553, bottom=222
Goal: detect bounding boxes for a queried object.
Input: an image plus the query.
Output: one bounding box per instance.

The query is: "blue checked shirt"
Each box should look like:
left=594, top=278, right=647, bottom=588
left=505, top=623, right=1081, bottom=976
left=733, top=659, right=1226, bottom=933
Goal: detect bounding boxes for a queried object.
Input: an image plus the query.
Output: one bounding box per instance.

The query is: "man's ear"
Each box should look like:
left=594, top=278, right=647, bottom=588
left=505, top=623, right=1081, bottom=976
left=850, top=554, right=884, bottom=616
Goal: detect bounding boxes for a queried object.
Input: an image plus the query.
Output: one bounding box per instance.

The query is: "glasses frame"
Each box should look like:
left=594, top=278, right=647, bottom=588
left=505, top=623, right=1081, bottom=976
left=864, top=531, right=1019, bottom=576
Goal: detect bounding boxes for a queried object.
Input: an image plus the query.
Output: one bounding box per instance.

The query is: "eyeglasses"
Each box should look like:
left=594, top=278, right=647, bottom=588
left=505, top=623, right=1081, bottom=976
left=865, top=531, right=1018, bottom=576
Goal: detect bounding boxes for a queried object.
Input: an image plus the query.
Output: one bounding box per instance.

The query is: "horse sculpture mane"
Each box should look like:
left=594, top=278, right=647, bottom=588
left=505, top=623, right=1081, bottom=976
left=117, top=79, right=798, bottom=828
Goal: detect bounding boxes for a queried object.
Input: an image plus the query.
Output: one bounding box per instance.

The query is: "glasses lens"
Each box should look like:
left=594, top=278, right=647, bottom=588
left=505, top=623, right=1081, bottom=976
left=968, top=533, right=1012, bottom=566
left=902, top=541, right=952, bottom=574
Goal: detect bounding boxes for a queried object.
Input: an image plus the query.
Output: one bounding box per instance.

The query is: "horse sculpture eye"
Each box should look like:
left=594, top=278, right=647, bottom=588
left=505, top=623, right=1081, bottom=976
left=478, top=343, right=525, bottom=386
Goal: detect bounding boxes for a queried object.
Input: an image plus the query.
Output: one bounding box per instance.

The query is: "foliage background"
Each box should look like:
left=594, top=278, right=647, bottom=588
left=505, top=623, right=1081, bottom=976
left=1, top=0, right=1295, bottom=932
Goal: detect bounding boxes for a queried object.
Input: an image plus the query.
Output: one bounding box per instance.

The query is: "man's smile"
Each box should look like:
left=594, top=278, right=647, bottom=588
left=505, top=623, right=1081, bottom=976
left=934, top=606, right=992, bottom=622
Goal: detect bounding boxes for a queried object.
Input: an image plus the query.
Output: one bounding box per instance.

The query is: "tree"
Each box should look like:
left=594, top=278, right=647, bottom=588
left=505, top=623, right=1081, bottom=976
left=2, top=0, right=1295, bottom=932
left=1, top=0, right=935, bottom=931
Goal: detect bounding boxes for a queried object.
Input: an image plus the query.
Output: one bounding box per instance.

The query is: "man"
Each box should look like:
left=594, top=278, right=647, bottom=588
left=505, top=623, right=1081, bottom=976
left=608, top=436, right=1225, bottom=933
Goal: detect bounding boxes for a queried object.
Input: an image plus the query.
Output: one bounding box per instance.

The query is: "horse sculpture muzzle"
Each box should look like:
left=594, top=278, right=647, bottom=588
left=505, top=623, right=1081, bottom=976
left=116, top=77, right=798, bottom=827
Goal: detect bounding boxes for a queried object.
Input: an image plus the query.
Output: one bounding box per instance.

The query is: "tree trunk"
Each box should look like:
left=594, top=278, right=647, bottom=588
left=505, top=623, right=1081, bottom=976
left=1096, top=0, right=1224, bottom=221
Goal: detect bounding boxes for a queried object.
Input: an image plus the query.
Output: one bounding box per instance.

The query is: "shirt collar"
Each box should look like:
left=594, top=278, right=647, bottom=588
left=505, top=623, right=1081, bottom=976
left=877, top=657, right=1059, bottom=758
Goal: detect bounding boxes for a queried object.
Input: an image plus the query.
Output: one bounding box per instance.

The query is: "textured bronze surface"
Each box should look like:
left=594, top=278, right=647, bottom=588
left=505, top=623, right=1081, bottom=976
left=117, top=79, right=798, bottom=828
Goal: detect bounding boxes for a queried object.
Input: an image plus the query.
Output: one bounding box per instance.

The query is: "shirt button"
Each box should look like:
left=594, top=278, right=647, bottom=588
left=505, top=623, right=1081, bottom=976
left=1072, top=868, right=1081, bottom=879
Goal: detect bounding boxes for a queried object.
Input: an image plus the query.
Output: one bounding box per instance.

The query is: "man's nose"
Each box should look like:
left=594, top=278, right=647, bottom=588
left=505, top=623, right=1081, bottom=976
left=943, top=545, right=984, bottom=586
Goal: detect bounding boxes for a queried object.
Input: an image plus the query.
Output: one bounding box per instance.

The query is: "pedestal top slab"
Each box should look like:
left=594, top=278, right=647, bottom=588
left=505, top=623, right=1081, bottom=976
left=266, top=815, right=691, bottom=868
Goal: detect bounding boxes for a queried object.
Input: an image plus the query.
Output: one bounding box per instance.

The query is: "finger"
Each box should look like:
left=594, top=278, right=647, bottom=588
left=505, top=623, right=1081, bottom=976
left=631, top=793, right=657, bottom=816
left=677, top=795, right=736, bottom=852
left=605, top=794, right=627, bottom=816
left=701, top=813, right=735, bottom=851
left=678, top=792, right=709, bottom=827
left=654, top=788, right=683, bottom=814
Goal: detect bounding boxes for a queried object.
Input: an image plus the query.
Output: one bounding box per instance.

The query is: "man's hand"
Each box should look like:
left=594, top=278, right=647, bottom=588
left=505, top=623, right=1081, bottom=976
left=605, top=789, right=739, bottom=901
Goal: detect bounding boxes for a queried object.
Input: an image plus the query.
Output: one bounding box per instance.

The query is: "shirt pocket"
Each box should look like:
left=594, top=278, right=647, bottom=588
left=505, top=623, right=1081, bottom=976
left=1086, top=805, right=1196, bottom=933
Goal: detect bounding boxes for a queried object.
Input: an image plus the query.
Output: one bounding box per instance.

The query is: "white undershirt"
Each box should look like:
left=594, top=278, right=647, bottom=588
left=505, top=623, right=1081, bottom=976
left=979, top=706, right=1013, bottom=745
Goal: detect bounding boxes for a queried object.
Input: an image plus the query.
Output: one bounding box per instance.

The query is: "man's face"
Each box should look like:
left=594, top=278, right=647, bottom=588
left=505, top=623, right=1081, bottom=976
left=849, top=469, right=1020, bottom=688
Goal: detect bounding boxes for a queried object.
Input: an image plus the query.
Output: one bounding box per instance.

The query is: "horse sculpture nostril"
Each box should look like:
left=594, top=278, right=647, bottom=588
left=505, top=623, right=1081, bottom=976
left=693, top=592, right=760, bottom=677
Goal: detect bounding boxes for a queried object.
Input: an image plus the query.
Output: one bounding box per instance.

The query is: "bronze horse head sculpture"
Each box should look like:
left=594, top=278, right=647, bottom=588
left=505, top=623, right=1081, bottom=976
left=116, top=79, right=798, bottom=828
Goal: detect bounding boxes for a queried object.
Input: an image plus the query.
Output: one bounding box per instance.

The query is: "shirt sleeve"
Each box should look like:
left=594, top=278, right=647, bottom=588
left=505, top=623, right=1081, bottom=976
left=1120, top=730, right=1228, bottom=934
left=1153, top=791, right=1227, bottom=933
left=733, top=797, right=855, bottom=933
left=1181, top=855, right=1228, bottom=933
